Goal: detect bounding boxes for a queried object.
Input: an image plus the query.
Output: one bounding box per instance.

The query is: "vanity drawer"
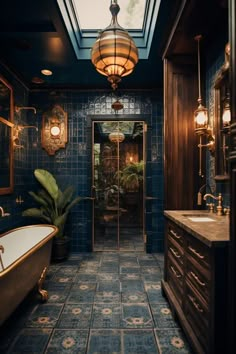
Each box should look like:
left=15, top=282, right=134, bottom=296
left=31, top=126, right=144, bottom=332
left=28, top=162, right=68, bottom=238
left=185, top=280, right=209, bottom=352
left=168, top=234, right=184, bottom=267
left=167, top=253, right=184, bottom=305
left=186, top=235, right=210, bottom=270
left=186, top=255, right=210, bottom=303
left=166, top=221, right=184, bottom=248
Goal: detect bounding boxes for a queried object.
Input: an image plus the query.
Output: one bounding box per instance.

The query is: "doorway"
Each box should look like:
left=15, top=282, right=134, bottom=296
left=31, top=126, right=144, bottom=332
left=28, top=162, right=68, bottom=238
left=92, top=120, right=145, bottom=251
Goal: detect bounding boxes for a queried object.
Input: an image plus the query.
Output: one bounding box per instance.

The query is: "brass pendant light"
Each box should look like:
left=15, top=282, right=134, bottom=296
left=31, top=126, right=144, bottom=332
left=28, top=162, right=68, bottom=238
left=91, top=0, right=139, bottom=90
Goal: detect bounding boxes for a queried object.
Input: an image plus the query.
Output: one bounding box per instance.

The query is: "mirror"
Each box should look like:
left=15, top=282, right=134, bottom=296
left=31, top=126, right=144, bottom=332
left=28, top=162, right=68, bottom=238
left=214, top=43, right=230, bottom=181
left=0, top=75, right=14, bottom=194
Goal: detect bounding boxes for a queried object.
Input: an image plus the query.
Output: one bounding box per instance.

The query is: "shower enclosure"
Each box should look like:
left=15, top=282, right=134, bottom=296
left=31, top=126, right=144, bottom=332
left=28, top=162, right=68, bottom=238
left=92, top=121, right=145, bottom=251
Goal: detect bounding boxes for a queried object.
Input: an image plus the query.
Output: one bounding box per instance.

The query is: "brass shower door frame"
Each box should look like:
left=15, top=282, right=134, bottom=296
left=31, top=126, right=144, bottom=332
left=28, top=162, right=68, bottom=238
left=92, top=120, right=147, bottom=251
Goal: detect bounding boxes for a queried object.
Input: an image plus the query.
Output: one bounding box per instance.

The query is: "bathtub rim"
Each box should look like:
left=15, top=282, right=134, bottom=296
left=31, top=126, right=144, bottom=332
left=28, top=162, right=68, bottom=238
left=0, top=224, right=58, bottom=277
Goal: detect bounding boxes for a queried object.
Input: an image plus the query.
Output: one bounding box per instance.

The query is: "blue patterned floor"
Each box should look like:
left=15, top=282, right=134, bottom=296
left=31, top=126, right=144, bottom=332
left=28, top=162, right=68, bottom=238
left=0, top=252, right=194, bottom=353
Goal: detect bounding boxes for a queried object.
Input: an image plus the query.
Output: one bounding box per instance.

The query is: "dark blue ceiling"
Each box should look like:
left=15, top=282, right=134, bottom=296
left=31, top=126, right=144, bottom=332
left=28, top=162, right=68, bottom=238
left=0, top=0, right=228, bottom=91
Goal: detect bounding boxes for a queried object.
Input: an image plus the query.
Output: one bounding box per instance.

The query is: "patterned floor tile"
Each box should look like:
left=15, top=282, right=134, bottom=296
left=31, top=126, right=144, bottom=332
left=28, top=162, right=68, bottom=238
left=155, top=328, right=193, bottom=353
left=123, top=329, right=159, bottom=354
left=7, top=328, right=52, bottom=353
left=120, top=266, right=141, bottom=274
left=121, top=280, right=144, bottom=292
left=46, top=329, right=88, bottom=354
left=145, top=283, right=167, bottom=303
left=94, top=291, right=121, bottom=303
left=150, top=303, right=179, bottom=328
left=26, top=304, right=63, bottom=328
left=67, top=284, right=96, bottom=303
left=97, top=273, right=119, bottom=281
left=122, top=304, right=153, bottom=328
left=91, top=304, right=122, bottom=328
left=57, top=304, right=92, bottom=328
left=120, top=273, right=141, bottom=281
left=47, top=283, right=72, bottom=303
left=122, top=291, right=148, bottom=304
left=87, top=329, right=121, bottom=354
left=97, top=280, right=120, bottom=292
left=75, top=273, right=97, bottom=283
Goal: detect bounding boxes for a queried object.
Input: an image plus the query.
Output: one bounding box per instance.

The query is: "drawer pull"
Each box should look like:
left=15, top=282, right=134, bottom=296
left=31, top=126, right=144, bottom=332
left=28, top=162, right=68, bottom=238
left=169, top=229, right=181, bottom=239
left=190, top=271, right=206, bottom=287
left=170, top=265, right=181, bottom=278
left=188, top=295, right=204, bottom=313
left=170, top=247, right=181, bottom=258
left=188, top=246, right=205, bottom=260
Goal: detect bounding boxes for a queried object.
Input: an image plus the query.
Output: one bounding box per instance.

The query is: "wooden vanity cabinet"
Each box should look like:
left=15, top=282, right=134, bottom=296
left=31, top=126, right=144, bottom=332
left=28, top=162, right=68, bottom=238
left=162, top=218, right=228, bottom=354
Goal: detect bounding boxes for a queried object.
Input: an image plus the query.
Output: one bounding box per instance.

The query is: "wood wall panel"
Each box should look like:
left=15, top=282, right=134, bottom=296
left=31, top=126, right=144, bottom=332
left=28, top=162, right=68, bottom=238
left=164, top=56, right=200, bottom=210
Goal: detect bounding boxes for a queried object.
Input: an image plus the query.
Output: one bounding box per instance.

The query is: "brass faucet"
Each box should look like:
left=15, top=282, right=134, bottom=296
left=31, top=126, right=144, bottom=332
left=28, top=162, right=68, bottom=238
left=203, top=193, right=223, bottom=215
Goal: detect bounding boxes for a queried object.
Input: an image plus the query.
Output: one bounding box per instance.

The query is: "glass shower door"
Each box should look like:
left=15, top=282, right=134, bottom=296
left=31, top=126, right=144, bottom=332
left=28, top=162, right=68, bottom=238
left=92, top=121, right=145, bottom=251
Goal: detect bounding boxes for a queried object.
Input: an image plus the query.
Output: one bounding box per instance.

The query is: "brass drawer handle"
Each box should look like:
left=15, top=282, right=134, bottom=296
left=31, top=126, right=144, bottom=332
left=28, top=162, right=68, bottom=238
left=170, top=247, right=181, bottom=258
left=169, top=229, right=181, bottom=239
left=188, top=295, right=204, bottom=313
left=170, top=265, right=181, bottom=278
left=188, top=246, right=205, bottom=260
left=190, top=271, right=206, bottom=287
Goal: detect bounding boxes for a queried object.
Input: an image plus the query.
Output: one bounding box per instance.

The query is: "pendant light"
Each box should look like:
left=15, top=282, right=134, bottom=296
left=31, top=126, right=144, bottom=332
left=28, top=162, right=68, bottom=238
left=91, top=0, right=139, bottom=90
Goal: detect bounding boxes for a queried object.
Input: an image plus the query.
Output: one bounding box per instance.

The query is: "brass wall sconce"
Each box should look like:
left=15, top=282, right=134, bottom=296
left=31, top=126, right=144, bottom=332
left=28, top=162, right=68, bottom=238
left=194, top=35, right=215, bottom=177
left=42, top=105, right=67, bottom=155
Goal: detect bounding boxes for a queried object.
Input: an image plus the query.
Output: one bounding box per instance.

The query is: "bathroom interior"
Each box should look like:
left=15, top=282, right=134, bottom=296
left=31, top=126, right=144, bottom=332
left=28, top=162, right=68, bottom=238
left=0, top=0, right=236, bottom=353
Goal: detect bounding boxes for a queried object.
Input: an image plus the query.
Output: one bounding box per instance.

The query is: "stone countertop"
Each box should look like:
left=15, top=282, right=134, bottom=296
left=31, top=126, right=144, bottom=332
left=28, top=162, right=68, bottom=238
left=164, top=210, right=229, bottom=247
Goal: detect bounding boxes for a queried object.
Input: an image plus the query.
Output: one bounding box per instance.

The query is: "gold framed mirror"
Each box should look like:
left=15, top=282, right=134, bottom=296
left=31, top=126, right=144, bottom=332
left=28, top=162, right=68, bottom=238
left=214, top=43, right=230, bottom=181
left=0, top=75, right=14, bottom=194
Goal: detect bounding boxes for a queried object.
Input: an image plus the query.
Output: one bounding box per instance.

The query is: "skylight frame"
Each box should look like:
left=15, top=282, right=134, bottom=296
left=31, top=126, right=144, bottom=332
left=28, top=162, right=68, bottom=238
left=56, top=0, right=161, bottom=60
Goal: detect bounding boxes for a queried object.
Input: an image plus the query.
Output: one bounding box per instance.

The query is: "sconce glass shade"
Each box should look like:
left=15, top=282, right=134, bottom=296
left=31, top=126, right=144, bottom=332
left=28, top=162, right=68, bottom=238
left=194, top=103, right=208, bottom=134
left=91, top=1, right=139, bottom=90
left=50, top=125, right=61, bottom=137
left=222, top=93, right=231, bottom=128
left=109, top=130, right=125, bottom=143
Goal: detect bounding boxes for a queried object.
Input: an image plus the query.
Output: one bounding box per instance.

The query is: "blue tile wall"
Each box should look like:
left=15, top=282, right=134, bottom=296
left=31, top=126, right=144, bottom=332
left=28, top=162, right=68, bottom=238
left=0, top=72, right=164, bottom=253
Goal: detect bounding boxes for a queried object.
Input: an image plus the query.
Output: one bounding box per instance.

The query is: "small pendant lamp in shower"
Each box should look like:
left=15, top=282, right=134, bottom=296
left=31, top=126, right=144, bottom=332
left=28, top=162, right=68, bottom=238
left=91, top=0, right=139, bottom=90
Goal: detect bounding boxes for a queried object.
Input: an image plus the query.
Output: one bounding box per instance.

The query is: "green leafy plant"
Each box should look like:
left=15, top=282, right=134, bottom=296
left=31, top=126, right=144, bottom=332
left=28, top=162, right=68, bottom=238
left=118, top=161, right=144, bottom=192
left=22, top=169, right=88, bottom=238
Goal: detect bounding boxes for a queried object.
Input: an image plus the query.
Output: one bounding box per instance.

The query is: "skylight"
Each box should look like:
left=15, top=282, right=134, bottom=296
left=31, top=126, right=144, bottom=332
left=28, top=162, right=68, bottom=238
left=57, top=0, right=161, bottom=60
left=74, top=0, right=147, bottom=30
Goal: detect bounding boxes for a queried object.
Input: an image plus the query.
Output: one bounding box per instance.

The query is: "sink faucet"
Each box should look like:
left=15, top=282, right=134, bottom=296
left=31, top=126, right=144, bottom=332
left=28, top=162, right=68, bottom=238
left=203, top=193, right=223, bottom=216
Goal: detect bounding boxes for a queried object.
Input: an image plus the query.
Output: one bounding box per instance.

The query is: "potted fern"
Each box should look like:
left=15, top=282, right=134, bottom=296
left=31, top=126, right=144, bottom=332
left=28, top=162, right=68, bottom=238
left=22, top=169, right=88, bottom=260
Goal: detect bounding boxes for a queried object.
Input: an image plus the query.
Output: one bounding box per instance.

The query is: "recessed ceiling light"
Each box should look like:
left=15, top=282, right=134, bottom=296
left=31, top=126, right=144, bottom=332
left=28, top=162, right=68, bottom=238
left=41, top=69, right=53, bottom=76
left=32, top=77, right=45, bottom=84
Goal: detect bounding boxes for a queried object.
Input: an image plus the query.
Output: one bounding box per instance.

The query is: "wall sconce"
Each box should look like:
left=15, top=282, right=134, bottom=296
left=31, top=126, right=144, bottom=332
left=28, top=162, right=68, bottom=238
left=42, top=105, right=67, bottom=155
left=194, top=35, right=215, bottom=177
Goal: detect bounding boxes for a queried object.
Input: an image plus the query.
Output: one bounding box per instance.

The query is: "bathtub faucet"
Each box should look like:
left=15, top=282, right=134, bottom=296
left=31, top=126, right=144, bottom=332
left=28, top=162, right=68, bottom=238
left=0, top=206, right=10, bottom=217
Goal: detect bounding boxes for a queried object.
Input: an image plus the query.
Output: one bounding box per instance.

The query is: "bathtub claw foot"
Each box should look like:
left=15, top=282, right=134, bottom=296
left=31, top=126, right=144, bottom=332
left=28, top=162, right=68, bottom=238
left=38, top=267, right=48, bottom=302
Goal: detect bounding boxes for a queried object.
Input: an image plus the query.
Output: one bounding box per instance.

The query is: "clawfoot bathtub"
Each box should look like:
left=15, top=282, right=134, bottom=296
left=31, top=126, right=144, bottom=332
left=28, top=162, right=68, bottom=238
left=0, top=224, right=58, bottom=325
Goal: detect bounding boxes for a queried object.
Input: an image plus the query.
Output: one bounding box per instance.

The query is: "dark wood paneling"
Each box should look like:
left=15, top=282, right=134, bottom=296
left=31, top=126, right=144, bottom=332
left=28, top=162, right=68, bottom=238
left=164, top=56, right=200, bottom=210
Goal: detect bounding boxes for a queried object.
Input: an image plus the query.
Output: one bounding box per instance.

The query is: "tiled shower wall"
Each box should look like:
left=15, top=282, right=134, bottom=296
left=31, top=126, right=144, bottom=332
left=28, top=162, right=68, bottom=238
left=0, top=74, right=164, bottom=252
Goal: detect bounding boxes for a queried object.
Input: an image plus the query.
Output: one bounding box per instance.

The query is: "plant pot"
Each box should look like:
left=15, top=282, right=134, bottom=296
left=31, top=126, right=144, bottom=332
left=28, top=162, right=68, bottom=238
left=51, top=237, right=70, bottom=262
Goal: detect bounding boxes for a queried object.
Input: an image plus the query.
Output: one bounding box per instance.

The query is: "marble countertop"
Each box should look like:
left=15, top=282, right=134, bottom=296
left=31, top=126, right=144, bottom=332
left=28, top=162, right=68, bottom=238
left=164, top=210, right=229, bottom=247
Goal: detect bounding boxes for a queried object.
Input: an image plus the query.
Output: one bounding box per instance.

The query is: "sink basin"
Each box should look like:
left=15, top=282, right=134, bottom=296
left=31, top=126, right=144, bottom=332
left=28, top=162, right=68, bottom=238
left=184, top=216, right=215, bottom=222
left=181, top=214, right=215, bottom=222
